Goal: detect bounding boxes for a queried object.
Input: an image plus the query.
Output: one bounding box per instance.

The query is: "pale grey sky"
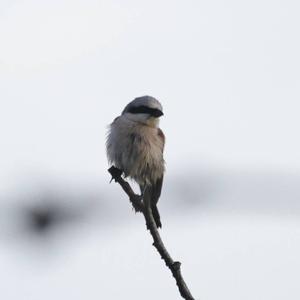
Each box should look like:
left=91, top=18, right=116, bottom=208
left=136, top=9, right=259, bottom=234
left=1, top=0, right=300, bottom=182
left=1, top=2, right=300, bottom=299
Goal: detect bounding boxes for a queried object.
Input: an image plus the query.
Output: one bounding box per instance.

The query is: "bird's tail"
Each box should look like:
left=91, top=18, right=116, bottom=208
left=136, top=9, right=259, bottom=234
left=142, top=184, right=163, bottom=229
left=151, top=203, right=162, bottom=228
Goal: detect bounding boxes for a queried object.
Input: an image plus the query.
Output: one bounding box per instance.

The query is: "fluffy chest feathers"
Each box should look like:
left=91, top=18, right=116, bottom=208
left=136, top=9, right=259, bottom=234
left=107, top=116, right=165, bottom=185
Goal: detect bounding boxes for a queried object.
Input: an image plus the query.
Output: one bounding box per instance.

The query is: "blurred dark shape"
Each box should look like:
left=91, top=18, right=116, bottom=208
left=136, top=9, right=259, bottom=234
left=27, top=205, right=62, bottom=233
left=1, top=168, right=299, bottom=246
left=0, top=180, right=119, bottom=252
left=13, top=185, right=106, bottom=239
left=164, top=169, right=300, bottom=217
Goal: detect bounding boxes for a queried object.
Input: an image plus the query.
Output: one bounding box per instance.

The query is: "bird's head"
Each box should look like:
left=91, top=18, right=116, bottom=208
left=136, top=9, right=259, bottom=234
left=122, top=96, right=164, bottom=127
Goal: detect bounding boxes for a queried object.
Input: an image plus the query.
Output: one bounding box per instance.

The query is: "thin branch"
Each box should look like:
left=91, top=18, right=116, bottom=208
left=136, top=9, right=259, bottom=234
left=108, top=166, right=195, bottom=300
left=108, top=166, right=144, bottom=212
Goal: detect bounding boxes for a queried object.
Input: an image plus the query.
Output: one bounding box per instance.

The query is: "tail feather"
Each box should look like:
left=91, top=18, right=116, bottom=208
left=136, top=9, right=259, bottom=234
left=141, top=179, right=163, bottom=229
left=151, top=204, right=162, bottom=228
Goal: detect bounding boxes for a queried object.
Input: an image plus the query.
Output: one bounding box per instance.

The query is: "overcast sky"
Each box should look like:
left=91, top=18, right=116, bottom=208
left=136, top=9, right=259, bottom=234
left=1, top=2, right=300, bottom=300
left=1, top=0, right=300, bottom=186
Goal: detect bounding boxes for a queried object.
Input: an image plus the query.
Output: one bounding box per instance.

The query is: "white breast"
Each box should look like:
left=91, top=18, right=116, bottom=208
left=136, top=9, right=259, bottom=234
left=106, top=116, right=165, bottom=186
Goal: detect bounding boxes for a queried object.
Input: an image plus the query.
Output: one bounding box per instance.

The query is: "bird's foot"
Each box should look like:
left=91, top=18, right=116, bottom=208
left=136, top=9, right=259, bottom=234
left=131, top=194, right=143, bottom=202
left=130, top=194, right=144, bottom=212
left=108, top=166, right=123, bottom=182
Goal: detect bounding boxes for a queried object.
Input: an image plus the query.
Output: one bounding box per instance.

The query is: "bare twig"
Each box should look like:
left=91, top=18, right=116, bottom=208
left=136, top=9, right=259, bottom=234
left=108, top=166, right=195, bottom=300
left=108, top=166, right=144, bottom=212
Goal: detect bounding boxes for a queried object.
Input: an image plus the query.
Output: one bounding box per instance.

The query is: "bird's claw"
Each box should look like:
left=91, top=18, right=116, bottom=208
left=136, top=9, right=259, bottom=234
left=108, top=166, right=123, bottom=182
left=131, top=194, right=143, bottom=202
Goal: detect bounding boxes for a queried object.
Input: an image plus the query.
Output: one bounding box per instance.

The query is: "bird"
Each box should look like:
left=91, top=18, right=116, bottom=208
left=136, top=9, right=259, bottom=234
left=106, top=96, right=165, bottom=228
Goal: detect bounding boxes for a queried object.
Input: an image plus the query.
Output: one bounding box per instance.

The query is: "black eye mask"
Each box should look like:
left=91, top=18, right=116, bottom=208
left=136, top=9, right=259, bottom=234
left=128, top=105, right=163, bottom=117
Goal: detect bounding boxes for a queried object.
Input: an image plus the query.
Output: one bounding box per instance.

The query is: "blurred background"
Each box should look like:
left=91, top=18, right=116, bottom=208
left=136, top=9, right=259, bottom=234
left=1, top=0, right=300, bottom=299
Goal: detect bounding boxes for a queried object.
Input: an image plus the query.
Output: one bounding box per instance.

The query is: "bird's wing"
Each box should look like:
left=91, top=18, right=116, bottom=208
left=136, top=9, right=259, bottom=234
left=152, top=127, right=165, bottom=204
left=158, top=128, right=165, bottom=151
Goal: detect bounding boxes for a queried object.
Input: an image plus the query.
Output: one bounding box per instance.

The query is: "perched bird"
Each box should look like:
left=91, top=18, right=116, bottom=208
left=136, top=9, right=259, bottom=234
left=106, top=96, right=165, bottom=228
